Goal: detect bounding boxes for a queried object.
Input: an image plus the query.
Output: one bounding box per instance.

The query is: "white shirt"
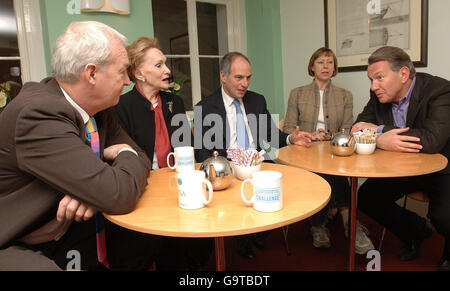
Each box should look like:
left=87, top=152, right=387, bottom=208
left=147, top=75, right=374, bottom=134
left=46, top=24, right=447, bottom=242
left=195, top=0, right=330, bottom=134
left=221, top=87, right=292, bottom=148
left=316, top=90, right=326, bottom=131
left=222, top=87, right=255, bottom=149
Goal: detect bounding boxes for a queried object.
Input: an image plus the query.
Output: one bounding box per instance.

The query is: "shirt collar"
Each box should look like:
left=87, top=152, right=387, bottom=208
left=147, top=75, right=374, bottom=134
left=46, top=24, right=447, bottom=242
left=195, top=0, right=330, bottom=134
left=221, top=86, right=242, bottom=108
left=59, top=86, right=90, bottom=124
left=399, top=77, right=416, bottom=105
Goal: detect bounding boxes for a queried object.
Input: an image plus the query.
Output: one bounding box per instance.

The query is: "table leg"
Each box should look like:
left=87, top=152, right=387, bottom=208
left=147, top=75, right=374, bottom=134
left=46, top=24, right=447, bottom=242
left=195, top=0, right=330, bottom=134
left=215, top=237, right=226, bottom=271
left=348, top=177, right=358, bottom=271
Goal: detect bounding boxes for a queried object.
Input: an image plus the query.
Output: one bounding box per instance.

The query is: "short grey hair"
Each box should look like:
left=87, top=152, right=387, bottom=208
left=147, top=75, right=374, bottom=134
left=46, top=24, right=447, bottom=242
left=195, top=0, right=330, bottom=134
left=220, top=52, right=251, bottom=76
left=51, top=21, right=127, bottom=83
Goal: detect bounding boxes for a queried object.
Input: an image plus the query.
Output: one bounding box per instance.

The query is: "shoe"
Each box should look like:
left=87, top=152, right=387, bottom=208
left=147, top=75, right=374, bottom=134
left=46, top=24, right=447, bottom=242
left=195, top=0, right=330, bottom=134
left=397, top=240, right=422, bottom=261
left=311, top=225, right=331, bottom=249
left=236, top=240, right=255, bottom=260
left=397, top=222, right=434, bottom=261
left=354, top=221, right=375, bottom=255
left=438, top=258, right=450, bottom=271
left=252, top=235, right=267, bottom=250
left=343, top=219, right=375, bottom=255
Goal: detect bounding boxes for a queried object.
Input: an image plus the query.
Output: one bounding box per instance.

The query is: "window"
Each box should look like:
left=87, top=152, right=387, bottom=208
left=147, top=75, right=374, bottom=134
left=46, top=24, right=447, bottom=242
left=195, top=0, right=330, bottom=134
left=0, top=0, right=22, bottom=97
left=0, top=0, right=46, bottom=96
left=152, top=0, right=246, bottom=117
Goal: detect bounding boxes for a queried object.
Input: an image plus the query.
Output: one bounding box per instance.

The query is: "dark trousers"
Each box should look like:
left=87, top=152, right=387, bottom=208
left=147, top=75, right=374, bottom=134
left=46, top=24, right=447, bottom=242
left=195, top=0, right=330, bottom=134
left=156, top=237, right=214, bottom=270
left=309, top=174, right=351, bottom=226
left=23, top=218, right=163, bottom=271
left=236, top=231, right=270, bottom=249
left=358, top=173, right=450, bottom=257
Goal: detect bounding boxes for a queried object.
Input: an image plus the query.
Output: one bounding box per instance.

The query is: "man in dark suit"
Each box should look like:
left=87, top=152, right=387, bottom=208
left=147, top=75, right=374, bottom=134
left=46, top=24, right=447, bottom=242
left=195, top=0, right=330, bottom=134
left=0, top=21, right=161, bottom=270
left=194, top=52, right=312, bottom=260
left=351, top=46, right=450, bottom=271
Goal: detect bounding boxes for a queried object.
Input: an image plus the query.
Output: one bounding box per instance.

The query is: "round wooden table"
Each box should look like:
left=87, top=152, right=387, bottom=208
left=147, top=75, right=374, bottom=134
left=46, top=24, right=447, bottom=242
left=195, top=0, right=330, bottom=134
left=278, top=142, right=448, bottom=271
left=104, top=162, right=330, bottom=271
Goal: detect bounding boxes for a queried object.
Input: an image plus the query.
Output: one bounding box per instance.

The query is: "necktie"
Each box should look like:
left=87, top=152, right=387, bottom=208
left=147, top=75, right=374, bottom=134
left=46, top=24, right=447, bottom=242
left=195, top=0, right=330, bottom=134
left=232, top=99, right=249, bottom=149
left=86, top=117, right=109, bottom=269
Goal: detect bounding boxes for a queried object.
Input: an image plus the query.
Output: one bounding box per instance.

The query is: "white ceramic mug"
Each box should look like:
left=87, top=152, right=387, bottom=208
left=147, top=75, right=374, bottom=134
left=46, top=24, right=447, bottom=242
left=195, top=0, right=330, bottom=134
left=177, top=170, right=214, bottom=210
left=241, top=171, right=283, bottom=212
left=167, top=146, right=195, bottom=173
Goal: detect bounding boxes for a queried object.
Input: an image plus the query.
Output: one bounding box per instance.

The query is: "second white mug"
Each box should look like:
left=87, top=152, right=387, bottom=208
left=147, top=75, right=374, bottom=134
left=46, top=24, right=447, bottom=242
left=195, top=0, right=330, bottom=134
left=241, top=171, right=283, bottom=212
left=167, top=146, right=195, bottom=173
left=177, top=170, right=214, bottom=210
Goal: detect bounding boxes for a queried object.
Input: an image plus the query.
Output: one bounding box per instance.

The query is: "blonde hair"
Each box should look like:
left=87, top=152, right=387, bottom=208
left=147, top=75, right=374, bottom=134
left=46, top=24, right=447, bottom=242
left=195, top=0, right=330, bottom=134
left=126, top=37, right=160, bottom=83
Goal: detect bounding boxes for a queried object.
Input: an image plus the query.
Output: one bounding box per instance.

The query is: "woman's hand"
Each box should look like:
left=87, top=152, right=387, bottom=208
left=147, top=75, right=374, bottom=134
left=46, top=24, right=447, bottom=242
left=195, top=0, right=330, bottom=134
left=312, top=129, right=331, bottom=141
left=290, top=126, right=312, bottom=147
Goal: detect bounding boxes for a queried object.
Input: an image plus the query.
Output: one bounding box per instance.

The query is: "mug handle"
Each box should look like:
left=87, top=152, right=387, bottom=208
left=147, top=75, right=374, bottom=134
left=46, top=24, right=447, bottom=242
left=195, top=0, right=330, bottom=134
left=241, top=178, right=254, bottom=204
left=202, top=179, right=214, bottom=205
left=167, top=152, right=176, bottom=170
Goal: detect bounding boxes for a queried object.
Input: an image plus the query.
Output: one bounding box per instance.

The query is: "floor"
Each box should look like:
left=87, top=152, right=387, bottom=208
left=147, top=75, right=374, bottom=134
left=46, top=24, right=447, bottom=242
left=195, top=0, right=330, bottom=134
left=203, top=208, right=444, bottom=271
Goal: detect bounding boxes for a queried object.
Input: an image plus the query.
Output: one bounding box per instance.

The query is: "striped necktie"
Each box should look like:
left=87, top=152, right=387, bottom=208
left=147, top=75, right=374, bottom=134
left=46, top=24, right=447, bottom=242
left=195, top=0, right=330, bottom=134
left=232, top=99, right=249, bottom=149
left=86, top=117, right=109, bottom=269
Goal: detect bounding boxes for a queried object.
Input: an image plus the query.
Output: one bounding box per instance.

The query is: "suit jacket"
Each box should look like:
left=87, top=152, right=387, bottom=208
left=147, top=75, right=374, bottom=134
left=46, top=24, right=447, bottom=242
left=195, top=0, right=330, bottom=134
left=284, top=81, right=353, bottom=135
left=355, top=72, right=450, bottom=174
left=194, top=89, right=289, bottom=162
left=113, top=86, right=191, bottom=164
left=0, top=78, right=151, bottom=248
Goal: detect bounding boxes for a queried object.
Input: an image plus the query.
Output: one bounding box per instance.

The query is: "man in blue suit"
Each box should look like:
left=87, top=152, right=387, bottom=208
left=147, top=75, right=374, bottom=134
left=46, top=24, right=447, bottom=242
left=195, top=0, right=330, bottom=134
left=194, top=52, right=312, bottom=260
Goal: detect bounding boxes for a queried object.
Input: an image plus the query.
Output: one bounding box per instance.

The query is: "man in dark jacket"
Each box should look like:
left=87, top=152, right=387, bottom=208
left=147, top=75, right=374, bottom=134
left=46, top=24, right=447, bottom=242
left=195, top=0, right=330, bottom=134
left=194, top=52, right=312, bottom=260
left=351, top=46, right=450, bottom=271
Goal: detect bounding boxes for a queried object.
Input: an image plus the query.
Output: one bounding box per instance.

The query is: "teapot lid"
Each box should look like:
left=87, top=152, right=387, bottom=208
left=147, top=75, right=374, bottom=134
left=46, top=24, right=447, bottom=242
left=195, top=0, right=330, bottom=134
left=331, top=128, right=353, bottom=147
left=201, top=151, right=230, bottom=167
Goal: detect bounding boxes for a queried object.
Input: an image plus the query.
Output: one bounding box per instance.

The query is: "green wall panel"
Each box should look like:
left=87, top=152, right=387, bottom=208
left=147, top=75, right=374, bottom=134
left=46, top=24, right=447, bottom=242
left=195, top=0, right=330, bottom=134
left=39, top=0, right=154, bottom=88
left=245, top=0, right=285, bottom=117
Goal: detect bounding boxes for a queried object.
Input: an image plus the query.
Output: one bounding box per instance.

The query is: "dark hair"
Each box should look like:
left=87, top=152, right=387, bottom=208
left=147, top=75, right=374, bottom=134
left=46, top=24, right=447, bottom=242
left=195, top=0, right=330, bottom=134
left=308, top=47, right=338, bottom=77
left=220, top=52, right=251, bottom=76
left=368, top=46, right=416, bottom=79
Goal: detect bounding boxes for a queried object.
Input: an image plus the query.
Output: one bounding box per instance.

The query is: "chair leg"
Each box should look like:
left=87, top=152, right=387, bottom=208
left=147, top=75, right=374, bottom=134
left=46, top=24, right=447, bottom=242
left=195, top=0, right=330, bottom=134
left=378, top=227, right=386, bottom=251
left=281, top=226, right=291, bottom=256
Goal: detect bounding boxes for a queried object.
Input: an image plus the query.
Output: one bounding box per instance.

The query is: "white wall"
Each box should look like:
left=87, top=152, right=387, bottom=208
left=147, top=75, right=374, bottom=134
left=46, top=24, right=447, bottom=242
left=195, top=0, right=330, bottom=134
left=280, top=0, right=450, bottom=120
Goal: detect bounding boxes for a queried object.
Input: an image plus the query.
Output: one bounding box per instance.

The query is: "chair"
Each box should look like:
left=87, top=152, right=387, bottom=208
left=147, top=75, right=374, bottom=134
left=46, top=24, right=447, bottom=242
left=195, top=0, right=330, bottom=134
left=378, top=191, right=430, bottom=251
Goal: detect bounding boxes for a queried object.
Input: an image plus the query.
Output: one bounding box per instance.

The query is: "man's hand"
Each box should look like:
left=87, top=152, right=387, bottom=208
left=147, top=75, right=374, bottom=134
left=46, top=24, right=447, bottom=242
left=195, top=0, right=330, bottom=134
left=290, top=126, right=312, bottom=147
left=312, top=128, right=331, bottom=141
left=104, top=144, right=132, bottom=161
left=376, top=127, right=423, bottom=153
left=57, top=195, right=96, bottom=223
left=351, top=122, right=379, bottom=135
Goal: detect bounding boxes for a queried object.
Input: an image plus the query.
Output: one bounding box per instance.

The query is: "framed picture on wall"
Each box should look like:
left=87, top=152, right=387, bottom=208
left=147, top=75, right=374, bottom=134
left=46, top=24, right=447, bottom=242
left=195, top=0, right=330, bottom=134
left=324, top=0, right=428, bottom=72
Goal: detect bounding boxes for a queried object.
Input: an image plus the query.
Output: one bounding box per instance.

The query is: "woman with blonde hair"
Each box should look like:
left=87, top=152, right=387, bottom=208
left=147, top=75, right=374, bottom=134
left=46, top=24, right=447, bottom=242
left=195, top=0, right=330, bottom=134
left=113, top=37, right=211, bottom=270
left=113, top=37, right=190, bottom=170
